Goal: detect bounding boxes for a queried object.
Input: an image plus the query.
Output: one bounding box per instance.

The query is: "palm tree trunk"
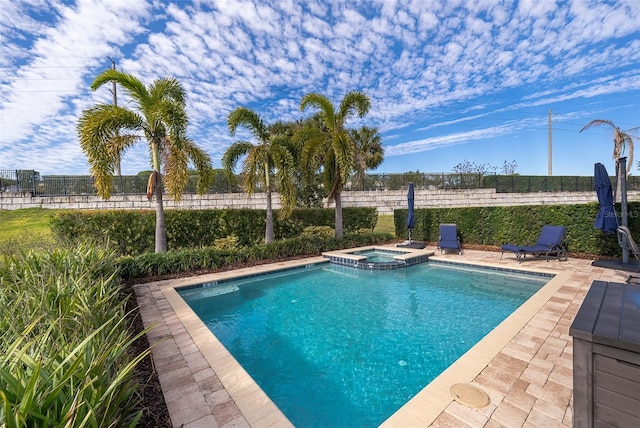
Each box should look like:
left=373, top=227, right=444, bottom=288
left=264, top=164, right=274, bottom=243
left=265, top=189, right=274, bottom=244
left=334, top=191, right=344, bottom=238
left=151, top=140, right=167, bottom=253
left=154, top=171, right=167, bottom=253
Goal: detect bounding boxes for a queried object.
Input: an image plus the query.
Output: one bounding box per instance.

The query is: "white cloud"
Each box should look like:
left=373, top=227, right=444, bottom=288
left=1, top=0, right=638, bottom=175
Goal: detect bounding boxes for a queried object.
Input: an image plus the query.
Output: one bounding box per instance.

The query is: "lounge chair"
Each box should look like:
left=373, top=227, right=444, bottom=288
left=616, top=225, right=640, bottom=262
left=501, top=225, right=567, bottom=262
left=437, top=224, right=462, bottom=255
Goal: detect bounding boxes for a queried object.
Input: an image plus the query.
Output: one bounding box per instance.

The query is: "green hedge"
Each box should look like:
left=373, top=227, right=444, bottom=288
left=117, top=232, right=393, bottom=280
left=394, top=202, right=639, bottom=256
left=51, top=207, right=377, bottom=256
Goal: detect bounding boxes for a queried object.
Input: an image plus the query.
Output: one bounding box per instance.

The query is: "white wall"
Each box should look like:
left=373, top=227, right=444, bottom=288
left=3, top=188, right=635, bottom=214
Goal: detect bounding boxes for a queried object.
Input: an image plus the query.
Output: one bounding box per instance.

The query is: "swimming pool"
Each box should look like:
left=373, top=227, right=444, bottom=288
left=178, top=259, right=550, bottom=427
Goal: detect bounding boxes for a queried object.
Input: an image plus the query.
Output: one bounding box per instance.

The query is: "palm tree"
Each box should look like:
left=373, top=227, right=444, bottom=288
left=299, top=91, right=371, bottom=237
left=580, top=120, right=639, bottom=176
left=78, top=69, right=214, bottom=253
left=223, top=107, right=296, bottom=244
left=349, top=126, right=384, bottom=190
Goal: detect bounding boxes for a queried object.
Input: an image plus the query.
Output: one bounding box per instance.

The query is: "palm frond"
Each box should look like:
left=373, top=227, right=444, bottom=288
left=300, top=93, right=336, bottom=127
left=155, top=99, right=189, bottom=148
left=333, top=131, right=355, bottom=185
left=148, top=77, right=186, bottom=107
left=90, top=69, right=148, bottom=103
left=271, top=142, right=297, bottom=219
left=162, top=144, right=189, bottom=200
left=241, top=149, right=262, bottom=193
left=77, top=104, right=144, bottom=198
left=338, top=91, right=371, bottom=121
left=221, top=141, right=254, bottom=173
left=580, top=119, right=638, bottom=175
left=579, top=119, right=616, bottom=133
left=228, top=107, right=269, bottom=141
left=183, top=140, right=215, bottom=194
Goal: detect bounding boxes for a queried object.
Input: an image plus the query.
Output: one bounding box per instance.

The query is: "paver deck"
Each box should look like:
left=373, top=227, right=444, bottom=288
left=134, top=247, right=628, bottom=427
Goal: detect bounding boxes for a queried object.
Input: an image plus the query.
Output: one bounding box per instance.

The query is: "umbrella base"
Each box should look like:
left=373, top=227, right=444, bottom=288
left=591, top=259, right=640, bottom=272
left=397, top=241, right=426, bottom=249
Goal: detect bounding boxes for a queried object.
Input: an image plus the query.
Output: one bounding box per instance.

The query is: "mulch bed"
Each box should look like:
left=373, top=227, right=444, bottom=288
left=125, top=283, right=172, bottom=427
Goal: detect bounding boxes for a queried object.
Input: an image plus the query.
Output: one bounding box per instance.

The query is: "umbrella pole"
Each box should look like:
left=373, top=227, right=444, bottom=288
left=408, top=228, right=412, bottom=243
left=619, top=158, right=629, bottom=263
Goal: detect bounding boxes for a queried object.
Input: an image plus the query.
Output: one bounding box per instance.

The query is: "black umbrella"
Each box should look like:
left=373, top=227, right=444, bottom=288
left=406, top=182, right=415, bottom=242
left=594, top=163, right=618, bottom=234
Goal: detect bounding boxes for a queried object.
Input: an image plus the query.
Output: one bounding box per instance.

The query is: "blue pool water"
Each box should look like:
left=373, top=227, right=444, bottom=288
left=352, top=249, right=403, bottom=262
left=179, top=261, right=550, bottom=427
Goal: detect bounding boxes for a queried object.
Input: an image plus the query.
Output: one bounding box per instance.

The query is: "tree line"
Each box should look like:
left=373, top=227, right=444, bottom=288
left=77, top=70, right=383, bottom=252
left=76, top=70, right=638, bottom=253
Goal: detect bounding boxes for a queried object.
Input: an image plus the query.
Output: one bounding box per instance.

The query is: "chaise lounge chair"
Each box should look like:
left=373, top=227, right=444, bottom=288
left=501, top=225, right=567, bottom=262
left=616, top=225, right=640, bottom=262
left=437, top=223, right=462, bottom=255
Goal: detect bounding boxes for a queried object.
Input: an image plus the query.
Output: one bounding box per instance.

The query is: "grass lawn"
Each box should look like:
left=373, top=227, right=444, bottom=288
left=374, top=214, right=395, bottom=235
left=0, top=208, right=56, bottom=253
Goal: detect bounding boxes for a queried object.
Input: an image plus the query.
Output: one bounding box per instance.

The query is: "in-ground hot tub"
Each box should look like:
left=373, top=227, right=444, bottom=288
left=322, top=246, right=433, bottom=270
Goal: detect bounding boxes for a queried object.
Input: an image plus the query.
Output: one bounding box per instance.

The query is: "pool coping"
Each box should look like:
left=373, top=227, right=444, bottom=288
left=322, top=245, right=434, bottom=262
left=134, top=246, right=626, bottom=427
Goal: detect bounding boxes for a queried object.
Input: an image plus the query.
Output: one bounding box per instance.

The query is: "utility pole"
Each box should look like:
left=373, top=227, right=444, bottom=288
left=548, top=109, right=552, bottom=176
left=108, top=58, right=122, bottom=181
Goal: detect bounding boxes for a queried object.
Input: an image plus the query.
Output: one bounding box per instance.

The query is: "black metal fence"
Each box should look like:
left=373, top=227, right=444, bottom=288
left=0, top=170, right=240, bottom=196
left=2, top=169, right=639, bottom=196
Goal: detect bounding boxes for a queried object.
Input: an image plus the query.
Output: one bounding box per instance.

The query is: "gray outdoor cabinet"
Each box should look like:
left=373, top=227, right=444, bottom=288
left=569, top=280, right=640, bottom=427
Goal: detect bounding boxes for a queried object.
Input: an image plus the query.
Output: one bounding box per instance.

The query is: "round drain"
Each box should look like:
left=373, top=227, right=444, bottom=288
left=450, top=383, right=490, bottom=409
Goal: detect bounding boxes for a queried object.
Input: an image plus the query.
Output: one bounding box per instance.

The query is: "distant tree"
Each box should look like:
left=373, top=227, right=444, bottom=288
left=580, top=120, right=639, bottom=176
left=223, top=107, right=296, bottom=244
left=500, top=160, right=518, bottom=175
left=299, top=91, right=371, bottom=237
left=349, top=126, right=384, bottom=190
left=209, top=168, right=240, bottom=193
left=452, top=160, right=496, bottom=175
left=78, top=69, right=214, bottom=253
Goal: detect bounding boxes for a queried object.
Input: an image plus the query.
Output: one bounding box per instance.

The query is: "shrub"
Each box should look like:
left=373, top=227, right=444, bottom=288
left=393, top=202, right=637, bottom=256
left=301, top=226, right=335, bottom=238
left=118, top=232, right=394, bottom=280
left=51, top=207, right=378, bottom=256
left=0, top=245, right=149, bottom=426
left=214, top=235, right=240, bottom=250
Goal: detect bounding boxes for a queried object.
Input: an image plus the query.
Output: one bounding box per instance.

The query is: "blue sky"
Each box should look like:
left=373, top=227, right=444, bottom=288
left=1, top=0, right=639, bottom=177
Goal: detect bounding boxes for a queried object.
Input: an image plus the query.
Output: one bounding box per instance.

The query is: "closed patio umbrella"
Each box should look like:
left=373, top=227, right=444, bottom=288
left=406, top=182, right=415, bottom=242
left=594, top=163, right=618, bottom=234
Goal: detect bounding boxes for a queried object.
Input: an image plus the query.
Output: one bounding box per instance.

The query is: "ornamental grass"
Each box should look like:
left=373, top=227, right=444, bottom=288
left=0, top=245, right=149, bottom=427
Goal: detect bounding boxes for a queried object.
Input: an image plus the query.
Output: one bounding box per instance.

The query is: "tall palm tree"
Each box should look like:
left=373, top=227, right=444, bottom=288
left=349, top=126, right=384, bottom=190
left=299, top=91, right=371, bottom=237
left=223, top=107, right=296, bottom=244
left=580, top=119, right=639, bottom=176
left=78, top=69, right=214, bottom=253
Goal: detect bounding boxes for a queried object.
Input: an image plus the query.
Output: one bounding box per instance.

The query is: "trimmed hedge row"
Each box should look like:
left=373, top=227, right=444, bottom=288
left=394, top=202, right=639, bottom=256
left=51, top=207, right=377, bottom=256
left=117, top=232, right=393, bottom=280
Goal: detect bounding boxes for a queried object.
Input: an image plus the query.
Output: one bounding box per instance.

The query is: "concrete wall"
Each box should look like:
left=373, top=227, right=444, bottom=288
left=4, top=188, right=636, bottom=214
